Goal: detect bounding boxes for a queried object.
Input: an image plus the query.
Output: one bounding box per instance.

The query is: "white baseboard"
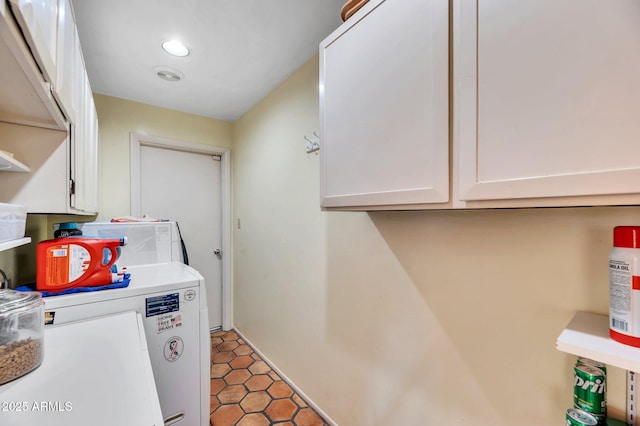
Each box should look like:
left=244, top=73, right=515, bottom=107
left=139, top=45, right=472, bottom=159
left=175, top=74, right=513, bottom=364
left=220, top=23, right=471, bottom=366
left=234, top=328, right=338, bottom=426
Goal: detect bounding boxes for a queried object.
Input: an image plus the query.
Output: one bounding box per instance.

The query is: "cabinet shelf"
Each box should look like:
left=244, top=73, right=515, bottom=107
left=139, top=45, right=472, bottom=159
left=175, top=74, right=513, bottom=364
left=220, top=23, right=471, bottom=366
left=0, top=237, right=31, bottom=251
left=556, top=311, right=640, bottom=372
left=0, top=150, right=30, bottom=172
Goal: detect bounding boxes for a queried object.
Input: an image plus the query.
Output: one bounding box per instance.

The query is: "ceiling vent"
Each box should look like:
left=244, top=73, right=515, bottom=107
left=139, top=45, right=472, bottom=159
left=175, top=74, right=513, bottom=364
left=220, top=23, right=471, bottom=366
left=153, top=66, right=184, bottom=82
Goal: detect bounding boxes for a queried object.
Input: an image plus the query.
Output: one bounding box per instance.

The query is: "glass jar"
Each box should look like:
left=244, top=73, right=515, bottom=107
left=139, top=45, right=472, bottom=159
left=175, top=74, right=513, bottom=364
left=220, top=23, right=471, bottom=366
left=0, top=289, right=44, bottom=385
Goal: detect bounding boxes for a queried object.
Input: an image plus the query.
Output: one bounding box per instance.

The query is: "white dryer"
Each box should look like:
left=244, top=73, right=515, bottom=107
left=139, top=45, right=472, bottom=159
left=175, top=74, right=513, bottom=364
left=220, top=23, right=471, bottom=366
left=42, top=262, right=210, bottom=426
left=79, top=221, right=186, bottom=266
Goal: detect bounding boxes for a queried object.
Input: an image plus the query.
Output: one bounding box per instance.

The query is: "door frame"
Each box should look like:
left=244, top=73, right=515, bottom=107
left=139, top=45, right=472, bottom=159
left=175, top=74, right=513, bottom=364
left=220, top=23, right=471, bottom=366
left=129, top=132, right=232, bottom=331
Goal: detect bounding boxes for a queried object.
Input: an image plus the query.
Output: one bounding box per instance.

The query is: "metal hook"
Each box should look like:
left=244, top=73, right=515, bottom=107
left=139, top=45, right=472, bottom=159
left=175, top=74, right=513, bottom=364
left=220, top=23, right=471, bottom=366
left=304, top=133, right=320, bottom=154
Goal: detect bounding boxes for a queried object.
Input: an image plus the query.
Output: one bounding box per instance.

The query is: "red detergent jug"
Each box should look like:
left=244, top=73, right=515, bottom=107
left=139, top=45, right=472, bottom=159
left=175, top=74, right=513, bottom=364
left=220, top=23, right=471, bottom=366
left=36, top=237, right=126, bottom=292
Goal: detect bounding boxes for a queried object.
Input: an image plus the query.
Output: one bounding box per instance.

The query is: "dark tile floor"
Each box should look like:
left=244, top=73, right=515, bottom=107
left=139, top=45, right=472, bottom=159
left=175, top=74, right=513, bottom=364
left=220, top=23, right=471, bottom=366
left=210, top=330, right=329, bottom=426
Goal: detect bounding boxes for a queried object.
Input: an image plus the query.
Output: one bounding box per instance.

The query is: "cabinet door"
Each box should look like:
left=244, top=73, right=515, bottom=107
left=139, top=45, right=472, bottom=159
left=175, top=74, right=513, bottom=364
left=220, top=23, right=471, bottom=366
left=80, top=76, right=98, bottom=213
left=70, top=70, right=98, bottom=214
left=320, top=0, right=449, bottom=209
left=8, top=0, right=58, bottom=88
left=70, top=61, right=85, bottom=212
left=455, top=0, right=640, bottom=204
left=54, top=0, right=76, bottom=120
left=0, top=0, right=66, bottom=129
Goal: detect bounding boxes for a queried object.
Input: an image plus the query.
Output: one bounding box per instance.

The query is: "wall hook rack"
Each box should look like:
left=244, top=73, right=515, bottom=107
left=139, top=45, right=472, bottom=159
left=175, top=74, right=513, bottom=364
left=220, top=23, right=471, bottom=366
left=304, top=131, right=320, bottom=154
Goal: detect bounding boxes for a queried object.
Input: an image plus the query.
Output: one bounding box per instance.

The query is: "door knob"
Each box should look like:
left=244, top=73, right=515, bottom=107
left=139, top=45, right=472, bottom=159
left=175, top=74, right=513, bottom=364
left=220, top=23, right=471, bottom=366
left=213, top=249, right=222, bottom=258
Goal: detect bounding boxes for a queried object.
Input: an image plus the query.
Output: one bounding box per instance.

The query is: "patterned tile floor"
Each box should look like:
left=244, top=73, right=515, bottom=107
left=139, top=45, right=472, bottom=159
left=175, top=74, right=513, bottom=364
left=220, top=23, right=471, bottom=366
left=210, top=330, right=329, bottom=426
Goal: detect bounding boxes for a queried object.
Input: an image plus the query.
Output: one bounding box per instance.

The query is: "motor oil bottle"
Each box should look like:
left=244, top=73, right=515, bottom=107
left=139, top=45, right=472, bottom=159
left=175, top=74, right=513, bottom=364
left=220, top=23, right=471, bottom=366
left=36, top=237, right=127, bottom=292
left=610, top=226, right=640, bottom=347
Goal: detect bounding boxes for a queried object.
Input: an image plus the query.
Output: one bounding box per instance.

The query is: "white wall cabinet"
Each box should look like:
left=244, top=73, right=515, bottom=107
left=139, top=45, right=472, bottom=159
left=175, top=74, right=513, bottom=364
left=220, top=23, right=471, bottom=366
left=0, top=0, right=98, bottom=215
left=321, top=0, right=640, bottom=210
left=455, top=0, right=640, bottom=208
left=8, top=0, right=59, bottom=88
left=319, top=0, right=449, bottom=209
left=54, top=0, right=77, bottom=121
left=0, top=0, right=65, bottom=129
left=71, top=72, right=98, bottom=213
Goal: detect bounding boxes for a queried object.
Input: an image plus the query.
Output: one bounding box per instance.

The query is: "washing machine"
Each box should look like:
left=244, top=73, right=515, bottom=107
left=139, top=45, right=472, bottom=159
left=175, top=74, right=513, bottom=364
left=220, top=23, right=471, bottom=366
left=42, top=262, right=210, bottom=426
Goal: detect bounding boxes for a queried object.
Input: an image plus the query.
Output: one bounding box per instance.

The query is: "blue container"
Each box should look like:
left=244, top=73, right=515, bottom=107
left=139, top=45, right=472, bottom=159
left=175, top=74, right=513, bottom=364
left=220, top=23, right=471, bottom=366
left=54, top=222, right=82, bottom=238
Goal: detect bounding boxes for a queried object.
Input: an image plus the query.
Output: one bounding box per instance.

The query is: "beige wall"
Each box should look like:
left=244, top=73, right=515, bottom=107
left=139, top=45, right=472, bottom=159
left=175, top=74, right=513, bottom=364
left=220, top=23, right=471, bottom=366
left=232, top=54, right=632, bottom=424
left=94, top=94, right=232, bottom=220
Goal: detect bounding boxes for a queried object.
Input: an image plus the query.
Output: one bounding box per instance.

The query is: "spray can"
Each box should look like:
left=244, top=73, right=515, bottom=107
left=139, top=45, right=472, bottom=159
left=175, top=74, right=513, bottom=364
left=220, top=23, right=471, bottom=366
left=609, top=226, right=640, bottom=347
left=36, top=237, right=126, bottom=292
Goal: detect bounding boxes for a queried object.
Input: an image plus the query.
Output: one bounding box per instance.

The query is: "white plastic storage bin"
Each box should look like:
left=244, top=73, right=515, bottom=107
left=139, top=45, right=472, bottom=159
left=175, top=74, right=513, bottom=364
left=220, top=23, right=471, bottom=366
left=0, top=203, right=27, bottom=242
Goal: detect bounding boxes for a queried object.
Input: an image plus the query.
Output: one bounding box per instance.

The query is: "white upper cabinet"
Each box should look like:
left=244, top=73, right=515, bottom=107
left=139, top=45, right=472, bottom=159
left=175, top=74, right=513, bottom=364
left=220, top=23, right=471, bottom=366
left=319, top=0, right=449, bottom=209
left=0, top=0, right=65, bottom=129
left=455, top=0, right=640, bottom=207
left=0, top=0, right=98, bottom=215
left=8, top=0, right=59, bottom=88
left=322, top=0, right=640, bottom=210
left=71, top=71, right=98, bottom=214
left=54, top=0, right=77, bottom=120
left=82, top=91, right=98, bottom=213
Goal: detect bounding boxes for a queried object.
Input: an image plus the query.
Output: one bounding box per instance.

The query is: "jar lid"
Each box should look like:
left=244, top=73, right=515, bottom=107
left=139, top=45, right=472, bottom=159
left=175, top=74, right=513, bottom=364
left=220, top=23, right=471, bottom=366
left=0, top=289, right=43, bottom=315
left=58, top=222, right=79, bottom=230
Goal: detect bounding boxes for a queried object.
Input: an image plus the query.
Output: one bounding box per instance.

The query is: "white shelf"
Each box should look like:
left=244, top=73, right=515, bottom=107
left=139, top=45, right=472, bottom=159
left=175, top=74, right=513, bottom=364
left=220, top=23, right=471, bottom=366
left=557, top=311, right=640, bottom=372
left=0, top=150, right=30, bottom=172
left=0, top=237, right=31, bottom=251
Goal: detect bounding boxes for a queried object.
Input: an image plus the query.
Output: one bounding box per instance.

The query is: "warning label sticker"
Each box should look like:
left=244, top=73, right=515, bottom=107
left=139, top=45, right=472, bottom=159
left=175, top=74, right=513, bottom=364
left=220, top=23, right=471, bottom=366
left=157, top=313, right=183, bottom=334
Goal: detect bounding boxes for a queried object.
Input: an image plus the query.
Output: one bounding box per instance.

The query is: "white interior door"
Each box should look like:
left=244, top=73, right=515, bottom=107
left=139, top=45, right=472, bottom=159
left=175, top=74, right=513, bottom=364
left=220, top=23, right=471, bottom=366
left=138, top=144, right=223, bottom=329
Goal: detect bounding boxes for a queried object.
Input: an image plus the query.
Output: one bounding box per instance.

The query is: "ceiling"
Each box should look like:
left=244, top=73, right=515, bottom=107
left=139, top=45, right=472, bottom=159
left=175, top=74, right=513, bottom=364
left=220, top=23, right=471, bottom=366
left=71, top=0, right=346, bottom=122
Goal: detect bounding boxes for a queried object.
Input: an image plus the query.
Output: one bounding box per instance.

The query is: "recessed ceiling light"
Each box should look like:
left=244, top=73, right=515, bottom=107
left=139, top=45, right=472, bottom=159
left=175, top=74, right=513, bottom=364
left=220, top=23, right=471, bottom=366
left=162, top=40, right=190, bottom=57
